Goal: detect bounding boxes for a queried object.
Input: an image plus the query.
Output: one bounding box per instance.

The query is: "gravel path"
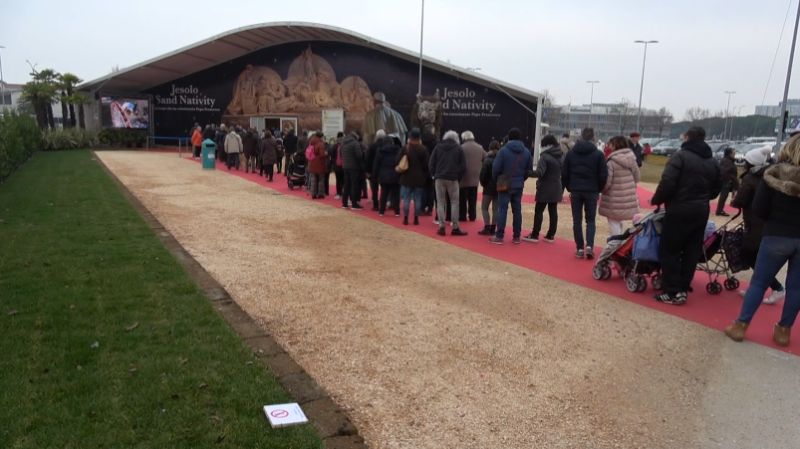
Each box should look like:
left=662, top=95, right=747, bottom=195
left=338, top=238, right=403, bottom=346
left=97, top=151, right=795, bottom=449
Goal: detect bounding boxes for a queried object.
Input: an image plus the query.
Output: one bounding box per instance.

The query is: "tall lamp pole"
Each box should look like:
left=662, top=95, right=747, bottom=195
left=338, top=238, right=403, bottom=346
left=417, top=0, right=425, bottom=96
left=723, top=90, right=736, bottom=140
left=587, top=80, right=599, bottom=128
left=0, top=45, right=5, bottom=111
left=778, top=0, right=800, bottom=147
left=634, top=40, right=658, bottom=134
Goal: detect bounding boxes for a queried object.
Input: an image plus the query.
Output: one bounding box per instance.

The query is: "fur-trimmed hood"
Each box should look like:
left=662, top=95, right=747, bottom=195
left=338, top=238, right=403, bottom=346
left=764, top=163, right=800, bottom=198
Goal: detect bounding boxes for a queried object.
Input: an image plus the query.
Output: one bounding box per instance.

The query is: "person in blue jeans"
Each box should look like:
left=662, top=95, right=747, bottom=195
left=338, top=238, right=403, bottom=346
left=561, top=128, right=608, bottom=259
left=725, top=138, right=800, bottom=347
left=490, top=128, right=533, bottom=245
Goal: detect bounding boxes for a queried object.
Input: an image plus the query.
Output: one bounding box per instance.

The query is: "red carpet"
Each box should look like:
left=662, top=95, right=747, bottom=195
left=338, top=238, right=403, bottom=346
left=185, top=156, right=793, bottom=355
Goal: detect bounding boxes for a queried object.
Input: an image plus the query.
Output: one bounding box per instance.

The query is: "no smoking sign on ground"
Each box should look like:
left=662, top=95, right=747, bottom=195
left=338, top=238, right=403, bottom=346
left=263, top=403, right=308, bottom=428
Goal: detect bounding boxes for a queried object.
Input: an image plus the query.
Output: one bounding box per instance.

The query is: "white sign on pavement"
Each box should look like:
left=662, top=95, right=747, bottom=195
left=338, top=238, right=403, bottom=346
left=263, top=403, right=309, bottom=428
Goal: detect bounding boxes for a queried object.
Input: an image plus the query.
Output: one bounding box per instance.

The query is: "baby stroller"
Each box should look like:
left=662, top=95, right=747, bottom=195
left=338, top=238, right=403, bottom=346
left=286, top=152, right=307, bottom=190
left=593, top=210, right=666, bottom=293
left=696, top=211, right=748, bottom=294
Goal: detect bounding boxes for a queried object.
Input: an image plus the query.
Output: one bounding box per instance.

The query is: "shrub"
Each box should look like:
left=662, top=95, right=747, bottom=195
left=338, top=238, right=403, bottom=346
left=0, top=112, right=42, bottom=183
left=98, top=129, right=147, bottom=147
left=42, top=128, right=98, bottom=151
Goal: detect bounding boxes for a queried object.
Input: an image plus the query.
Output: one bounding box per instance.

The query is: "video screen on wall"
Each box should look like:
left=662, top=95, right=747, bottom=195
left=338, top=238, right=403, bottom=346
left=100, top=97, right=150, bottom=129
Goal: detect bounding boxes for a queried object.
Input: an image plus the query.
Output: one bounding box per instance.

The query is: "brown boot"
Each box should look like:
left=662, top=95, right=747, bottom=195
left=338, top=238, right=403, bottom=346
left=724, top=321, right=749, bottom=342
left=773, top=324, right=791, bottom=347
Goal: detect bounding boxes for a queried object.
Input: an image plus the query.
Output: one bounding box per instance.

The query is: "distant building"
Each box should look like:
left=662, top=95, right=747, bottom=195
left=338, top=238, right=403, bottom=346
left=755, top=99, right=800, bottom=118
left=0, top=81, right=24, bottom=113
left=544, top=103, right=670, bottom=140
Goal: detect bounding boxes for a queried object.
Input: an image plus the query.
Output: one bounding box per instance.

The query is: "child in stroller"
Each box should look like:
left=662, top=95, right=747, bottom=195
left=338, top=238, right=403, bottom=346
left=593, top=210, right=666, bottom=293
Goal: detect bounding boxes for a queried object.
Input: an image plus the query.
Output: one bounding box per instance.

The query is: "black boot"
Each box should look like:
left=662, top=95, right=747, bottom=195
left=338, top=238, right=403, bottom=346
left=478, top=225, right=492, bottom=235
left=413, top=216, right=419, bottom=225
left=490, top=225, right=497, bottom=234
left=403, top=216, right=409, bottom=225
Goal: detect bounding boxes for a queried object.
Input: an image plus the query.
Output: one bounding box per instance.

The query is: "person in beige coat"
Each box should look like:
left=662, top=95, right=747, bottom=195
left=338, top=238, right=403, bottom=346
left=599, top=136, right=640, bottom=236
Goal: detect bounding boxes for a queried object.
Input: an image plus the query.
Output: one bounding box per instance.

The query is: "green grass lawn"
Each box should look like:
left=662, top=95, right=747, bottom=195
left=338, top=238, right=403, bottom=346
left=640, top=154, right=668, bottom=184
left=0, top=151, right=321, bottom=449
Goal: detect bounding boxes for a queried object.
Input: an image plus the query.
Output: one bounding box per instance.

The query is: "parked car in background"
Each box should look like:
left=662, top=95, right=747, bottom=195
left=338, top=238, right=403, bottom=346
left=708, top=141, right=734, bottom=160
left=651, top=139, right=683, bottom=156
left=640, top=137, right=665, bottom=148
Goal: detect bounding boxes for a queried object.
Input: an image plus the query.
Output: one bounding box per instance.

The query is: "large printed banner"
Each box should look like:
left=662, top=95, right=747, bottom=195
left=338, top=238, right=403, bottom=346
left=146, top=41, right=537, bottom=145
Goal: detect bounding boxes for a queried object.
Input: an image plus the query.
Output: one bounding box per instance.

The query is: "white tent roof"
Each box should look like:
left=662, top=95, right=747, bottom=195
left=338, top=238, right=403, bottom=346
left=78, top=21, right=542, bottom=104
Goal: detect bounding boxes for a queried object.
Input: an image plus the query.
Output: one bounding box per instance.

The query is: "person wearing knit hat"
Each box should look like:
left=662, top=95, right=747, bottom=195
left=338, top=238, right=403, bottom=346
left=731, top=145, right=785, bottom=305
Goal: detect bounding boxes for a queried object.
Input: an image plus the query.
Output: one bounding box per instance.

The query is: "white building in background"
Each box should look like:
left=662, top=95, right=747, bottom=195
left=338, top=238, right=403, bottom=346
left=0, top=81, right=24, bottom=113
left=544, top=103, right=671, bottom=139
left=755, top=99, right=800, bottom=118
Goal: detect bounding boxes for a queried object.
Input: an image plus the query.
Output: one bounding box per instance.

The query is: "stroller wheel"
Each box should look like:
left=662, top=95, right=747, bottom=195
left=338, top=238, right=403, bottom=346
left=593, top=263, right=612, bottom=281
left=706, top=281, right=723, bottom=295
left=626, top=274, right=643, bottom=293
left=636, top=277, right=648, bottom=292
left=724, top=278, right=740, bottom=291
left=651, top=275, right=663, bottom=291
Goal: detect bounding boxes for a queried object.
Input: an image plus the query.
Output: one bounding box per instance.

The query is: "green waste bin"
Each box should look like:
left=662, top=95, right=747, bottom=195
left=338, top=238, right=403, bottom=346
left=201, top=139, right=216, bottom=170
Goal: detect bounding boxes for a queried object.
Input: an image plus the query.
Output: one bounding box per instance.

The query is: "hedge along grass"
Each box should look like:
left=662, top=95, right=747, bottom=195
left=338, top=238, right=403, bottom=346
left=0, top=112, right=41, bottom=183
left=0, top=150, right=322, bottom=449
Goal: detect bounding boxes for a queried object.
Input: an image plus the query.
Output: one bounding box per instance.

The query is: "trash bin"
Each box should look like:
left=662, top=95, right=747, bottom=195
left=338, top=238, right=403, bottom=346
left=201, top=139, right=216, bottom=170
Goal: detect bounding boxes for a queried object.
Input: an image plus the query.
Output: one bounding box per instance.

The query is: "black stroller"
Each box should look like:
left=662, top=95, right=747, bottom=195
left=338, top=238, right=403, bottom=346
left=696, top=211, right=748, bottom=294
left=286, top=152, right=307, bottom=190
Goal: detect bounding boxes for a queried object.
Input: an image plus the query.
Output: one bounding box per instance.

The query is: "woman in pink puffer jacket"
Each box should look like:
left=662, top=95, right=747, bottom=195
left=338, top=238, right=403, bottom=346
left=599, top=136, right=641, bottom=236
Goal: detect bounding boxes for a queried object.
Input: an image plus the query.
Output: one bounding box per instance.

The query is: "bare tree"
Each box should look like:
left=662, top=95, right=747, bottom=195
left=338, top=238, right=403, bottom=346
left=684, top=107, right=710, bottom=122
left=657, top=107, right=674, bottom=136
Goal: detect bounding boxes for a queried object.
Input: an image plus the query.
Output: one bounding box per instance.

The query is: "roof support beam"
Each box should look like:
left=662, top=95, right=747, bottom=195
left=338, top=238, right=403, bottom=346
left=217, top=38, right=251, bottom=52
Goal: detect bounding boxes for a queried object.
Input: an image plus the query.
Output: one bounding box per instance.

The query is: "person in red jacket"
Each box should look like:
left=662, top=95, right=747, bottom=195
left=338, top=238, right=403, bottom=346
left=307, top=131, right=329, bottom=199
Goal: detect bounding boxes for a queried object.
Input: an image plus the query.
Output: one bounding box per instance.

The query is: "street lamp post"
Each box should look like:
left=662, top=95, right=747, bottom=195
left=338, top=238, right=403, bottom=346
left=723, top=91, right=736, bottom=140
left=729, top=105, right=747, bottom=140
left=778, top=0, right=800, bottom=146
left=417, top=0, right=425, bottom=96
left=0, top=45, right=5, bottom=111
left=587, top=80, right=599, bottom=129
left=634, top=40, right=658, bottom=134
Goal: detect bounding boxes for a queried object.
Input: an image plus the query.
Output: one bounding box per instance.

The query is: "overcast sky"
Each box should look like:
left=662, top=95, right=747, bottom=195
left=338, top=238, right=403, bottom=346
left=2, top=0, right=798, bottom=120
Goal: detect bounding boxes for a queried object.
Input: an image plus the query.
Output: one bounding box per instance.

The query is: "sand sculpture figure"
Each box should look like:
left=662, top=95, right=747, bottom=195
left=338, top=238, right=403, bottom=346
left=362, top=92, right=408, bottom=145
left=410, top=90, right=444, bottom=139
left=340, top=76, right=373, bottom=113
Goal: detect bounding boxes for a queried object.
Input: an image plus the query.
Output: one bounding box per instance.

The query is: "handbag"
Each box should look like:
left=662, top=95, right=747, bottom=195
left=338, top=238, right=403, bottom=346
left=395, top=153, right=409, bottom=173
left=632, top=219, right=661, bottom=262
left=305, top=144, right=316, bottom=161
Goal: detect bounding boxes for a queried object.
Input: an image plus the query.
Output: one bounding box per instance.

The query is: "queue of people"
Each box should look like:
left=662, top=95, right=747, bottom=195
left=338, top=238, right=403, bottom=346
left=198, top=121, right=797, bottom=347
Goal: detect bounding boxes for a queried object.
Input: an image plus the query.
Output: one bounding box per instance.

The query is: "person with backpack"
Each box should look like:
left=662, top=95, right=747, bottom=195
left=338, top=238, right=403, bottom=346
left=522, top=135, right=563, bottom=243
left=490, top=128, right=533, bottom=245
left=651, top=127, right=721, bottom=305
left=478, top=140, right=501, bottom=235
left=561, top=128, right=608, bottom=259
left=398, top=128, right=430, bottom=225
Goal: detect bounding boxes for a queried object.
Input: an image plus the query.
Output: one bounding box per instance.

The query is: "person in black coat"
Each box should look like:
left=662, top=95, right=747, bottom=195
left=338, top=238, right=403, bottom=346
left=561, top=128, right=608, bottom=259
left=523, top=135, right=563, bottom=242
left=731, top=146, right=785, bottom=303
left=398, top=128, right=430, bottom=225
left=478, top=140, right=501, bottom=235
left=365, top=130, right=387, bottom=210
left=283, top=129, right=298, bottom=175
left=725, top=138, right=800, bottom=346
left=716, top=147, right=739, bottom=216
left=651, top=127, right=722, bottom=305
left=373, top=135, right=402, bottom=216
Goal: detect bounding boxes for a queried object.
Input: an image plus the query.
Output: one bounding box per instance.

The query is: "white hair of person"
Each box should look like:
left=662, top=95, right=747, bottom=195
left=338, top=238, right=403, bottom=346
left=461, top=130, right=475, bottom=141
left=375, top=129, right=387, bottom=139
left=308, top=130, right=316, bottom=138
left=443, top=130, right=460, bottom=144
